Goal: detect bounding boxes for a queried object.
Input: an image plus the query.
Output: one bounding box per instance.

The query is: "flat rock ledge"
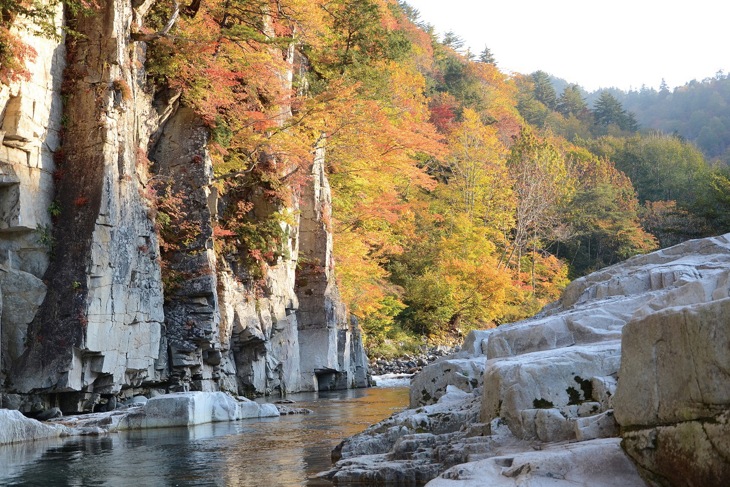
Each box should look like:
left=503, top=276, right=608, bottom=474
left=1, top=392, right=279, bottom=444
left=321, top=234, right=730, bottom=486
left=0, top=409, right=69, bottom=445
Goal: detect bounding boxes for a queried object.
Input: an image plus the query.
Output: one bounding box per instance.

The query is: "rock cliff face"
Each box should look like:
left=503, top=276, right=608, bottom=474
left=0, top=1, right=367, bottom=413
left=323, top=234, right=730, bottom=487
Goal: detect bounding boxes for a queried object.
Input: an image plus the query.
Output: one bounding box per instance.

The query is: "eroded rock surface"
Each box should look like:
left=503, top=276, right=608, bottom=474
left=0, top=409, right=69, bottom=445
left=0, top=0, right=368, bottom=413
left=323, top=234, right=730, bottom=486
left=614, top=298, right=730, bottom=486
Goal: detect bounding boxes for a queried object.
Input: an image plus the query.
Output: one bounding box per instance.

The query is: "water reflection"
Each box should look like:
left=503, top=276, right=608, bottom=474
left=0, top=387, right=408, bottom=487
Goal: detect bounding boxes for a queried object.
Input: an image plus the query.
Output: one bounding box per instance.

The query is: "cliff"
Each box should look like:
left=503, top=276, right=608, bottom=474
left=322, top=234, right=730, bottom=486
left=0, top=1, right=368, bottom=414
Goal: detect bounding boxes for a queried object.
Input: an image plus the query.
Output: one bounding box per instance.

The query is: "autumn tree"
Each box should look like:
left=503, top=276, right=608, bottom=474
left=504, top=128, right=572, bottom=271
left=0, top=0, right=92, bottom=83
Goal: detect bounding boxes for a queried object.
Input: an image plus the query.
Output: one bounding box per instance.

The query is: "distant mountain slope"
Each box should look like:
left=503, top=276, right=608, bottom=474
left=549, top=74, right=730, bottom=164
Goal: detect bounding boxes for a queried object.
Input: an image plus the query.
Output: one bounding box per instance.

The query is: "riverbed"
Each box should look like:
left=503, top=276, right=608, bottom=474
left=0, top=385, right=409, bottom=486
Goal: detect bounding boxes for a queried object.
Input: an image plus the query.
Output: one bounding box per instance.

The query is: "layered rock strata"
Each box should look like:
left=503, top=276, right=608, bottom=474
left=0, top=1, right=367, bottom=414
left=323, top=234, right=730, bottom=486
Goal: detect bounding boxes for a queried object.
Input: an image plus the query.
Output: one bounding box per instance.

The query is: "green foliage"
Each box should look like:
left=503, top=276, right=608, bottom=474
left=532, top=71, right=557, bottom=110
left=478, top=45, right=496, bottom=65
left=584, top=134, right=711, bottom=207
left=35, top=223, right=54, bottom=251
left=592, top=91, right=638, bottom=133
left=557, top=84, right=587, bottom=118
left=48, top=200, right=62, bottom=217
left=312, top=0, right=412, bottom=80
left=558, top=183, right=657, bottom=275
left=611, top=73, right=730, bottom=164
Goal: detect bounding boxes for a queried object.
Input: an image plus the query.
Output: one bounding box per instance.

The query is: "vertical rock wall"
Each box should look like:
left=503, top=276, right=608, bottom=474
left=0, top=1, right=368, bottom=411
left=9, top=1, right=165, bottom=412
left=296, top=141, right=369, bottom=391
left=0, top=3, right=63, bottom=387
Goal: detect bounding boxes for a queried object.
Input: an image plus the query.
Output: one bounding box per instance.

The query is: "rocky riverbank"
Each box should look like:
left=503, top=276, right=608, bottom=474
left=369, top=346, right=457, bottom=376
left=321, top=234, right=730, bottom=486
left=0, top=391, right=280, bottom=445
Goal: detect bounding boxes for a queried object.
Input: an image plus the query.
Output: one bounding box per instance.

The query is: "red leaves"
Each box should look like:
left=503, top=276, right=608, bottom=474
left=0, top=27, right=37, bottom=84
left=213, top=226, right=236, bottom=238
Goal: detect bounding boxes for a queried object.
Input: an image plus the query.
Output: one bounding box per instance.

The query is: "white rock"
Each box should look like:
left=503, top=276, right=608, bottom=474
left=410, top=357, right=485, bottom=407
left=427, top=438, right=644, bottom=487
left=615, top=298, right=730, bottom=427
left=573, top=410, right=618, bottom=441
left=0, top=409, right=68, bottom=445
left=614, top=297, right=730, bottom=485
left=116, top=392, right=279, bottom=429
left=481, top=342, right=621, bottom=439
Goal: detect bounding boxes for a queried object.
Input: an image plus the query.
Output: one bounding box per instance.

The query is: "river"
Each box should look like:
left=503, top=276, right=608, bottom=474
left=0, top=382, right=409, bottom=487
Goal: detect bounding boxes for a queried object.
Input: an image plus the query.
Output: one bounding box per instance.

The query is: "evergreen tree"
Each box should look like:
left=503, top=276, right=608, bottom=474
left=532, top=71, right=557, bottom=110
left=442, top=30, right=465, bottom=50
left=592, top=91, right=638, bottom=131
left=659, top=78, right=670, bottom=95
left=478, top=45, right=496, bottom=65
left=556, top=84, right=588, bottom=117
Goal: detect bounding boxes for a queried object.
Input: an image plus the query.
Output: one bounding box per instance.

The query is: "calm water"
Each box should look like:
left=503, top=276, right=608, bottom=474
left=0, top=386, right=409, bottom=487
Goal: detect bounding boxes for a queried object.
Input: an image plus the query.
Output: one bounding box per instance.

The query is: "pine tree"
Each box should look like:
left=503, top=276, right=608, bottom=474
left=478, top=45, right=496, bottom=65
left=532, top=71, right=557, bottom=110
left=556, top=84, right=587, bottom=117
left=442, top=30, right=465, bottom=51
left=593, top=91, right=638, bottom=131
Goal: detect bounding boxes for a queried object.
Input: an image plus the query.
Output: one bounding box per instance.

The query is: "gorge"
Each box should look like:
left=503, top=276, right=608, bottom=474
left=1, top=1, right=729, bottom=486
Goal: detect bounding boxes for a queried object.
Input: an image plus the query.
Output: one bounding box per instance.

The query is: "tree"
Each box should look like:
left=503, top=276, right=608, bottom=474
left=586, top=134, right=710, bottom=206
left=592, top=91, right=638, bottom=132
left=562, top=183, right=657, bottom=274
left=478, top=45, right=496, bottom=65
left=532, top=70, right=557, bottom=110
left=557, top=84, right=588, bottom=118
left=402, top=214, right=512, bottom=336
left=441, top=30, right=465, bottom=51
left=504, top=128, right=572, bottom=281
left=439, top=108, right=511, bottom=223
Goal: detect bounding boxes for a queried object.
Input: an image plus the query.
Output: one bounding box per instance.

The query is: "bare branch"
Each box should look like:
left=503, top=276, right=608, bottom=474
left=132, top=0, right=180, bottom=42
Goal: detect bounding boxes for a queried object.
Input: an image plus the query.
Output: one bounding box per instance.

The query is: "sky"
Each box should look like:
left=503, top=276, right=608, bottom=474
left=408, top=0, right=728, bottom=92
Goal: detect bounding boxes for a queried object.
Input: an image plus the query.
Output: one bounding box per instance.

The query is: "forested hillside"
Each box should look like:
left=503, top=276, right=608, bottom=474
left=607, top=74, right=730, bottom=165
left=3, top=0, right=729, bottom=355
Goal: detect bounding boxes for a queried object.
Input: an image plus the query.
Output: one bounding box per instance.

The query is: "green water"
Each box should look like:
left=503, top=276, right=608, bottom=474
left=0, top=387, right=409, bottom=487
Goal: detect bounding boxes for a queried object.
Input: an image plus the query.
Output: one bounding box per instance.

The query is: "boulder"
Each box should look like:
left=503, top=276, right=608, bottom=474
left=614, top=297, right=730, bottom=486
left=116, top=391, right=279, bottom=429
left=410, top=357, right=485, bottom=407
left=481, top=342, right=621, bottom=440
left=0, top=409, right=68, bottom=445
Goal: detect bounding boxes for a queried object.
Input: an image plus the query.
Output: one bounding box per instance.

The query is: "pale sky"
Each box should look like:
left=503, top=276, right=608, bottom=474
left=408, top=0, right=728, bottom=92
